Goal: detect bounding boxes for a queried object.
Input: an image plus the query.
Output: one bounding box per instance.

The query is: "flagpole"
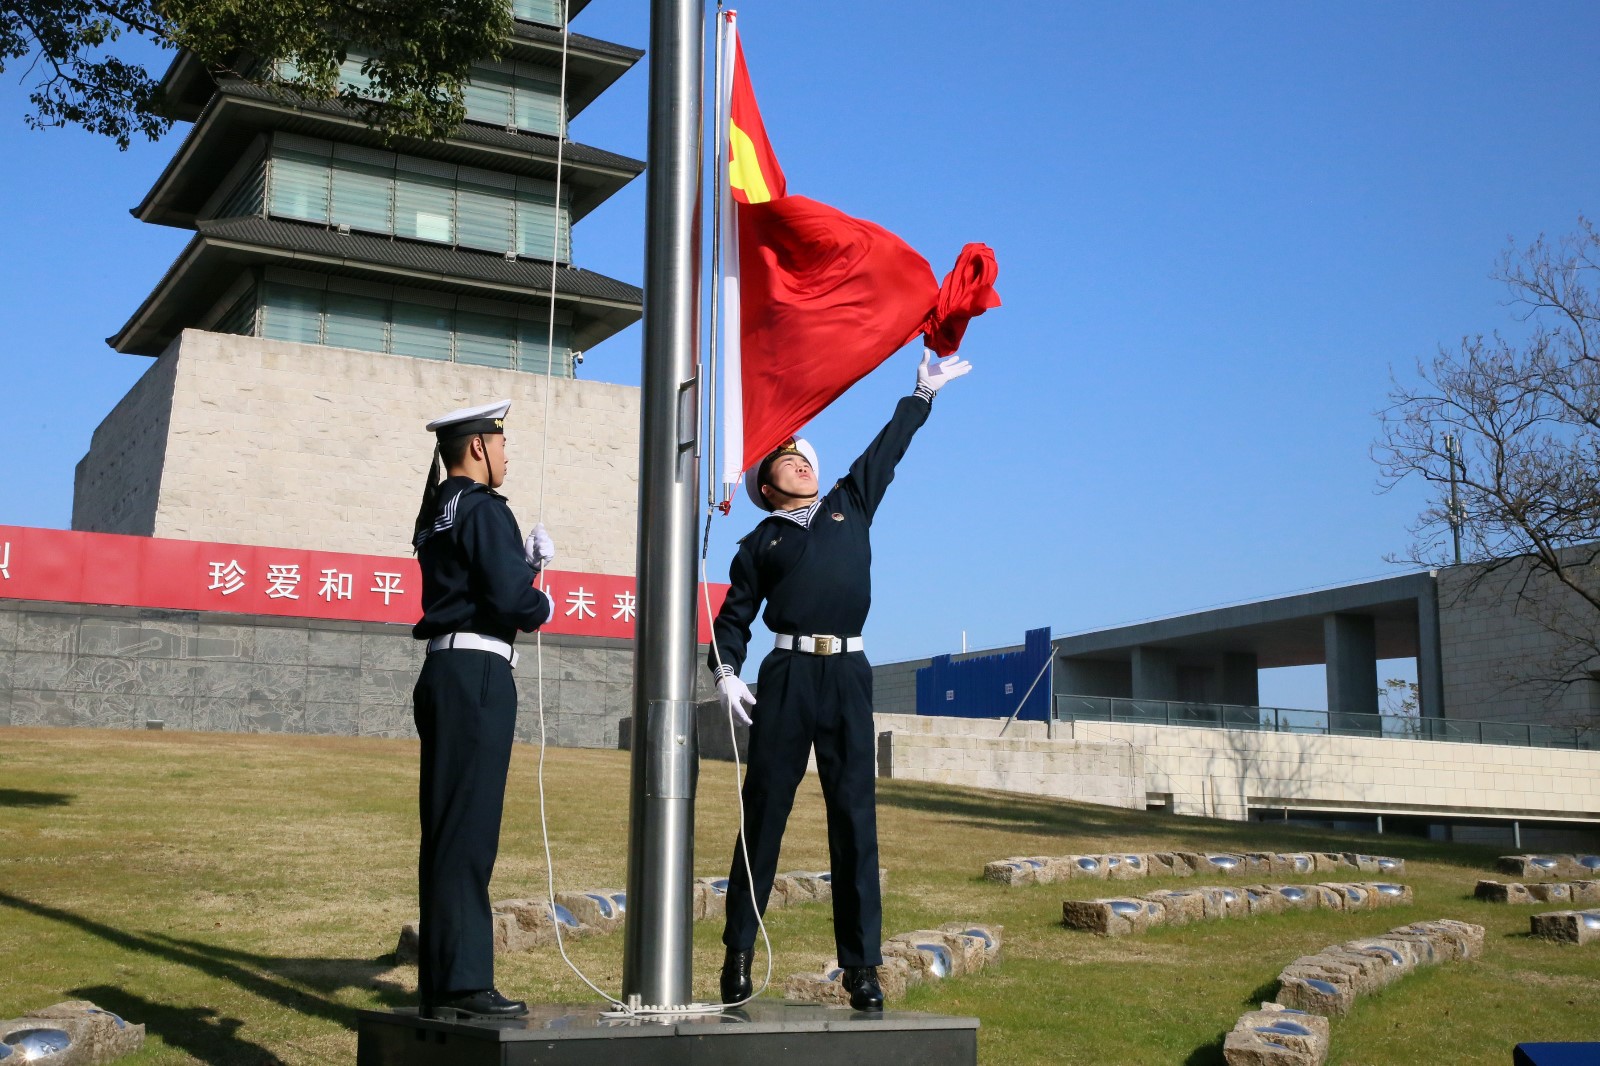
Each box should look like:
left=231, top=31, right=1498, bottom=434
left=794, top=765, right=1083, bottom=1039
left=622, top=0, right=704, bottom=1009
left=707, top=7, right=727, bottom=507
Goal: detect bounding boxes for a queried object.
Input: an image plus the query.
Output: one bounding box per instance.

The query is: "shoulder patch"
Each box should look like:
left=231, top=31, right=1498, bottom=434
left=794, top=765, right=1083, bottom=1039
left=413, top=482, right=488, bottom=549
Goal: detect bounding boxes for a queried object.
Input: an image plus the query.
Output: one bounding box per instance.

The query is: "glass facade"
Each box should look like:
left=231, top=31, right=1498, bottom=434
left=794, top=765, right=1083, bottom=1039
left=221, top=278, right=574, bottom=375
left=512, top=0, right=562, bottom=25
left=276, top=54, right=566, bottom=136
left=227, top=134, right=572, bottom=262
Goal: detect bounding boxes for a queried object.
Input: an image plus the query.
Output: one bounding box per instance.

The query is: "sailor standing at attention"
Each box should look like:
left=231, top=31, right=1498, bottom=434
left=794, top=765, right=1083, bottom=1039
left=410, top=399, right=556, bottom=1020
left=710, top=349, right=972, bottom=1011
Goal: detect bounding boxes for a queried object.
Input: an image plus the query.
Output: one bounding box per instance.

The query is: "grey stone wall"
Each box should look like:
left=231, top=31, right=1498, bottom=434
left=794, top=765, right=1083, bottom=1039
left=0, top=598, right=634, bottom=747
left=1437, top=557, right=1600, bottom=729
left=71, top=351, right=178, bottom=537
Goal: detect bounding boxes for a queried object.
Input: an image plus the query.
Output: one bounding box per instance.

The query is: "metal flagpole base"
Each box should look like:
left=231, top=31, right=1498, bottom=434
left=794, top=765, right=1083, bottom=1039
left=356, top=1002, right=979, bottom=1065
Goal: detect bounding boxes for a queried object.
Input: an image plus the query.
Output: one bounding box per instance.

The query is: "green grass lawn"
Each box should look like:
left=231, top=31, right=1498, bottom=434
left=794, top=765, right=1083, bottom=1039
left=1, top=726, right=1597, bottom=1064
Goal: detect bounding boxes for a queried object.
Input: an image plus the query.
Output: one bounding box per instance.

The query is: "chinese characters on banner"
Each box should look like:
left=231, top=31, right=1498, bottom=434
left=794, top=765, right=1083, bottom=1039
left=0, top=526, right=727, bottom=641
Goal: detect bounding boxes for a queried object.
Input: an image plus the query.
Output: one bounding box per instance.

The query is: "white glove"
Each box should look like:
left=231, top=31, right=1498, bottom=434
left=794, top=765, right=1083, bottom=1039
left=916, top=347, right=972, bottom=395
left=524, top=522, right=555, bottom=570
left=716, top=674, right=757, bottom=727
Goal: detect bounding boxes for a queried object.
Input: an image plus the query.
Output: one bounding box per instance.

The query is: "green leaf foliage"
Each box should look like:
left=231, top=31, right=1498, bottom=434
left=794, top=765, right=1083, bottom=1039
left=1, top=0, right=513, bottom=148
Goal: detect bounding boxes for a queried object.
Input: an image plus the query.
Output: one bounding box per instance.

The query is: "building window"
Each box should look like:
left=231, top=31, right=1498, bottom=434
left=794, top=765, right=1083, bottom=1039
left=245, top=135, right=572, bottom=262
left=512, top=0, right=562, bottom=27
left=248, top=280, right=573, bottom=375
left=276, top=53, right=566, bottom=137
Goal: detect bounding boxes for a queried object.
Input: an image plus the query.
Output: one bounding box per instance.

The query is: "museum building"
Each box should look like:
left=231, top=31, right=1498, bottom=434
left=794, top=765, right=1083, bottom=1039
left=1, top=1, right=668, bottom=747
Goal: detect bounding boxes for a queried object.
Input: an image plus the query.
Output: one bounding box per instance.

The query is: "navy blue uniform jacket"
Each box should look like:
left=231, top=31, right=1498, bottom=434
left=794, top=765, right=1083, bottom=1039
left=710, top=395, right=930, bottom=672
left=413, top=477, right=552, bottom=643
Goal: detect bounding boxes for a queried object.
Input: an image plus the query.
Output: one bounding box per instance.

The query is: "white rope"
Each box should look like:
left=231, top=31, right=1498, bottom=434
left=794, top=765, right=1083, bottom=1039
left=528, top=0, right=630, bottom=1013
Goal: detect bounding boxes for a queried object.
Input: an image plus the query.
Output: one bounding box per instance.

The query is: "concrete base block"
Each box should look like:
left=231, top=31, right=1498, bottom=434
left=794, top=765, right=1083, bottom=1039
left=0, top=1001, right=146, bottom=1066
left=1529, top=909, right=1600, bottom=945
left=1223, top=1004, right=1329, bottom=1066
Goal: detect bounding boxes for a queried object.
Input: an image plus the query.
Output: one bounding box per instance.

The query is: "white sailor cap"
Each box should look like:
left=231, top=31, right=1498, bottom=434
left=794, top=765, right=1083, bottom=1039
left=745, top=437, right=821, bottom=511
left=426, top=399, right=511, bottom=439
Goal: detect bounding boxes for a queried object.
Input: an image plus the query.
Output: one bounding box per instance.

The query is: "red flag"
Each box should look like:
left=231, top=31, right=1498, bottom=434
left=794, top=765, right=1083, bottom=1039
left=718, top=15, right=1000, bottom=479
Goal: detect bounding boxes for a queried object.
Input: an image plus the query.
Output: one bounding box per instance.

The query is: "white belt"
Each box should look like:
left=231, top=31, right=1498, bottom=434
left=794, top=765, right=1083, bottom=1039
left=774, top=633, right=864, bottom=656
left=427, top=632, right=519, bottom=669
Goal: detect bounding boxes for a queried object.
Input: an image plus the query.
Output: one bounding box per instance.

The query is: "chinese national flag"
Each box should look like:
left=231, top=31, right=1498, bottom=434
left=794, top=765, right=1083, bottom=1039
left=718, top=14, right=1000, bottom=484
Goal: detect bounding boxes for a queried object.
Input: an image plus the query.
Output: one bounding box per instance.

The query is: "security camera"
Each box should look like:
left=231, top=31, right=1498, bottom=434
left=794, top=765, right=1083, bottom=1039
left=573, top=351, right=585, bottom=365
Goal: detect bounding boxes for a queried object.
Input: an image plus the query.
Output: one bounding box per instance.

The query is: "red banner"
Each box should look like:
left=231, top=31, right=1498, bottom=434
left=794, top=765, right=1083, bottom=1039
left=0, top=526, right=727, bottom=642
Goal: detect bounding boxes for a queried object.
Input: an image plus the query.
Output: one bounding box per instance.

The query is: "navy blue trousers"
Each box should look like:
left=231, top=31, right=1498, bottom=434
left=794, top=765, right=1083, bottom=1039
left=722, top=650, right=883, bottom=966
left=413, top=649, right=518, bottom=1004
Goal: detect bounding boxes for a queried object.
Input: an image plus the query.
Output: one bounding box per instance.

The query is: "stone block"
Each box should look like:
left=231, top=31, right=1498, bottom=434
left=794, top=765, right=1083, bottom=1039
left=1359, top=882, right=1414, bottom=907
left=1572, top=881, right=1600, bottom=905
left=884, top=930, right=978, bottom=978
left=1278, top=853, right=1318, bottom=877
left=1171, top=851, right=1208, bottom=875
left=1062, top=897, right=1165, bottom=936
left=1498, top=854, right=1571, bottom=880
left=1529, top=882, right=1575, bottom=904
left=1313, top=852, right=1352, bottom=873
left=1223, top=1004, right=1329, bottom=1066
left=1196, top=886, right=1249, bottom=919
left=1319, top=883, right=1376, bottom=911
left=782, top=871, right=833, bottom=904
left=1243, top=885, right=1287, bottom=916
left=1104, top=853, right=1148, bottom=880
left=555, top=889, right=626, bottom=931
left=1529, top=910, right=1600, bottom=945
left=1276, top=971, right=1355, bottom=1016
left=1394, top=919, right=1485, bottom=960
left=1063, top=854, right=1110, bottom=880
left=938, top=922, right=1003, bottom=966
left=1142, top=889, right=1206, bottom=924
left=1265, top=884, right=1320, bottom=911
left=693, top=877, right=727, bottom=921
left=1475, top=879, right=1533, bottom=904
left=307, top=628, right=364, bottom=667
left=0, top=999, right=146, bottom=1065
left=983, top=858, right=1036, bottom=885
left=1147, top=852, right=1191, bottom=877
left=1200, top=853, right=1248, bottom=877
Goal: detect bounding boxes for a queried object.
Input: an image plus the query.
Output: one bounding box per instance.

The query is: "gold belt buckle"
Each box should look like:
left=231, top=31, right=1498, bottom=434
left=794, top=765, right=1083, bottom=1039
left=812, top=635, right=835, bottom=655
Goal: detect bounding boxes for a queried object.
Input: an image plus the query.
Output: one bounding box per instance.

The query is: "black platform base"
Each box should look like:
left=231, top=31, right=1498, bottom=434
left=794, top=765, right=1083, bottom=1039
left=356, top=1002, right=979, bottom=1066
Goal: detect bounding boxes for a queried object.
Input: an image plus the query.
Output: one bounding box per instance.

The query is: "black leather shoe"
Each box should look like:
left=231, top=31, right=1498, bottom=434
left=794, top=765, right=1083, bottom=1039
left=842, top=967, right=883, bottom=1012
left=431, top=988, right=529, bottom=1020
left=720, top=947, right=754, bottom=1003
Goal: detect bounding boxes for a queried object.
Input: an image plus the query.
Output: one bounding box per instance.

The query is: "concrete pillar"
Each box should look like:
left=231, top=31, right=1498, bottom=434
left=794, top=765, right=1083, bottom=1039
left=1324, top=613, right=1379, bottom=733
left=1220, top=652, right=1259, bottom=706
left=1416, top=575, right=1446, bottom=719
left=1131, top=646, right=1181, bottom=701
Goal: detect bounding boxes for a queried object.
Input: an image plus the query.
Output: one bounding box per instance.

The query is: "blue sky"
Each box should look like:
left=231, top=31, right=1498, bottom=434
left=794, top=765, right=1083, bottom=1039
left=2, top=0, right=1596, bottom=707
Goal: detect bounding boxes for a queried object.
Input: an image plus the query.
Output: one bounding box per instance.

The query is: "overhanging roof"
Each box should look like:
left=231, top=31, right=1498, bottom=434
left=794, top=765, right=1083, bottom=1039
left=1055, top=573, right=1438, bottom=669
left=109, top=216, right=642, bottom=356
left=135, top=82, right=642, bottom=228
left=155, top=20, right=639, bottom=123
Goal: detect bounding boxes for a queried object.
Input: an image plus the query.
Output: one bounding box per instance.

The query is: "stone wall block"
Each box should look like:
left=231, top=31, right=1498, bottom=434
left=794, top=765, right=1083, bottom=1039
left=0, top=999, right=147, bottom=1065
left=307, top=628, right=365, bottom=667
left=1529, top=909, right=1600, bottom=944
left=1222, top=1003, right=1329, bottom=1066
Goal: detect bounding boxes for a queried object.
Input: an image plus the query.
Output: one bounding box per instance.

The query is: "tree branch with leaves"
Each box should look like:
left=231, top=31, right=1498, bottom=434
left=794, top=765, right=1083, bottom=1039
left=1, top=0, right=512, bottom=148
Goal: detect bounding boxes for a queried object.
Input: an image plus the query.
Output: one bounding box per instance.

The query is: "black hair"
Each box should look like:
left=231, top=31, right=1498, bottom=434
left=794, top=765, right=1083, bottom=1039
left=411, top=435, right=479, bottom=551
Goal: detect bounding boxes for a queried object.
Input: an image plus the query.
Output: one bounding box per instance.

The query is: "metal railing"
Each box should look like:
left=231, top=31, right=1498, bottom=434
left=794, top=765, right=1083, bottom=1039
left=1053, top=694, right=1596, bottom=750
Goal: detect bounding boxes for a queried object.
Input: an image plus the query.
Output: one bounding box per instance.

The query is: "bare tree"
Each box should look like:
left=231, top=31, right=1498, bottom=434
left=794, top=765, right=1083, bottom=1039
left=1377, top=218, right=1600, bottom=721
